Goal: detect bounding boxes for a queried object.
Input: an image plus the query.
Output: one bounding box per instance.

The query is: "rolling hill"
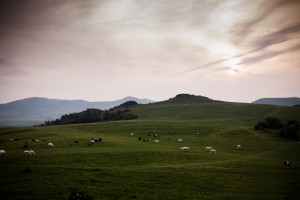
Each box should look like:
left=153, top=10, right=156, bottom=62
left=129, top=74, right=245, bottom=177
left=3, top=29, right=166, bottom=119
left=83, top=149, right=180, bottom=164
left=0, top=96, right=154, bottom=127
left=0, top=94, right=300, bottom=200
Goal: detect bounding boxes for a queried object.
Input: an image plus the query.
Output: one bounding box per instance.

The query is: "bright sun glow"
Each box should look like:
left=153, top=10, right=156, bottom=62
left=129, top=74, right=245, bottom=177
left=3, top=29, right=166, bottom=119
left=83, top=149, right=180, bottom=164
left=224, top=57, right=241, bottom=70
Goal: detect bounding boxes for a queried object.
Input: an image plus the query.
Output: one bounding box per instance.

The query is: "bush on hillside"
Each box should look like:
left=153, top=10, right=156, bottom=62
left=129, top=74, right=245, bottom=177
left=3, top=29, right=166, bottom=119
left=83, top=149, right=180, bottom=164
left=255, top=117, right=299, bottom=139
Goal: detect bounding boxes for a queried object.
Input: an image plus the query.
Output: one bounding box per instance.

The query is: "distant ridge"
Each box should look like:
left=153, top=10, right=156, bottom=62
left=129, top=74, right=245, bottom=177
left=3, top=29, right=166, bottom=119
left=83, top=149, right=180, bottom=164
left=0, top=97, right=154, bottom=127
left=252, top=97, right=300, bottom=106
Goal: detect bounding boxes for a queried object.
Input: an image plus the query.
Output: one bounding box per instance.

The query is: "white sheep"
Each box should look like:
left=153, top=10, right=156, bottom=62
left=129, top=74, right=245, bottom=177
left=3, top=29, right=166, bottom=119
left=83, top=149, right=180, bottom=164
left=90, top=140, right=95, bottom=144
left=130, top=133, right=134, bottom=136
left=210, top=149, right=216, bottom=154
left=237, top=145, right=241, bottom=149
left=154, top=140, right=159, bottom=143
left=205, top=146, right=212, bottom=151
left=0, top=150, right=6, bottom=156
left=178, top=139, right=183, bottom=143
left=48, top=143, right=54, bottom=148
left=24, top=150, right=35, bottom=156
left=29, top=150, right=36, bottom=156
left=180, top=147, right=191, bottom=152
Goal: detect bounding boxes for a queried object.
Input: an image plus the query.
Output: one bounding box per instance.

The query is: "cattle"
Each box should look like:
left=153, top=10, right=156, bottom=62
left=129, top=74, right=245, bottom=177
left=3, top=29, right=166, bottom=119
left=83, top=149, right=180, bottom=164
left=91, top=138, right=98, bottom=142
left=154, top=140, right=159, bottom=143
left=48, top=143, right=54, bottom=148
left=237, top=145, right=241, bottom=149
left=178, top=139, right=183, bottom=143
left=23, top=144, right=29, bottom=149
left=90, top=140, right=95, bottom=144
left=180, top=147, right=191, bottom=152
left=0, top=150, right=6, bottom=156
left=283, top=161, right=292, bottom=167
left=205, top=147, right=212, bottom=151
left=210, top=149, right=216, bottom=154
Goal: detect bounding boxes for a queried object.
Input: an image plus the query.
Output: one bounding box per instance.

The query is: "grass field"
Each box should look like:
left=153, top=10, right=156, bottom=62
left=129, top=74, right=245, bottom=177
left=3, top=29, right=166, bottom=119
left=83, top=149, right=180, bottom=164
left=1, top=98, right=300, bottom=200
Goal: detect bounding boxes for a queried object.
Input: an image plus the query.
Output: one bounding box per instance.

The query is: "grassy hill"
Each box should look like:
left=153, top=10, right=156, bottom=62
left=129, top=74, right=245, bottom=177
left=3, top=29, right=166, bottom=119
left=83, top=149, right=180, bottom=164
left=0, top=94, right=300, bottom=200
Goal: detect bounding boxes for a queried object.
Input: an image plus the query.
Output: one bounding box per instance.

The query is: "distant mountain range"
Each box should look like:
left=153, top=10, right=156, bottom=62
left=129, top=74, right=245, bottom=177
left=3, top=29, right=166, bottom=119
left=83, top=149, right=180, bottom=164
left=0, top=97, right=154, bottom=127
left=252, top=97, right=300, bottom=106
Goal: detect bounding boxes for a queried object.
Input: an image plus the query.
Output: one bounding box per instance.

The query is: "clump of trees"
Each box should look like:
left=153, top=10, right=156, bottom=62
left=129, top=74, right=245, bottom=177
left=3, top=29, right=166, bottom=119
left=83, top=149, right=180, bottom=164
left=254, top=116, right=300, bottom=139
left=43, top=101, right=138, bottom=126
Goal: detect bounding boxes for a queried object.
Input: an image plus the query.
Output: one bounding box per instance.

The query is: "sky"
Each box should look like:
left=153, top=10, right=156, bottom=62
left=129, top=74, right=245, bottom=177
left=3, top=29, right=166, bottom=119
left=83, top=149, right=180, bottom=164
left=1, top=0, right=300, bottom=104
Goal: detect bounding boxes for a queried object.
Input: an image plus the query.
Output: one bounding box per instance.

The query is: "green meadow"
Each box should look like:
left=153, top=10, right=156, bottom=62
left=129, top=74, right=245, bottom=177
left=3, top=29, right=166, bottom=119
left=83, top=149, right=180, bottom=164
left=1, top=96, right=300, bottom=200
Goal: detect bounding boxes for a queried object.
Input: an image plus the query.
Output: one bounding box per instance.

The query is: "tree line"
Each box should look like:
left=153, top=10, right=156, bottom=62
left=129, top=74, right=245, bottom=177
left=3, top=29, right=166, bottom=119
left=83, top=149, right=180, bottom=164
left=43, top=101, right=138, bottom=126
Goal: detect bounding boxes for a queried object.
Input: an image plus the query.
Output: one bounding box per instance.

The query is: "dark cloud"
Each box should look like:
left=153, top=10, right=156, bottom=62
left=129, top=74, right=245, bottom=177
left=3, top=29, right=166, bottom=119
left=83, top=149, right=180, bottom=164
left=241, top=44, right=300, bottom=66
left=233, top=0, right=289, bottom=40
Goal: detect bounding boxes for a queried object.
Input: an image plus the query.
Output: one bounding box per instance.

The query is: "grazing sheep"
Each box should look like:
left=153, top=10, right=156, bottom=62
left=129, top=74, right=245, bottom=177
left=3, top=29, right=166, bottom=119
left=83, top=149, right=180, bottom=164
left=154, top=140, right=159, bottom=143
left=196, top=133, right=202, bottom=136
left=205, top=147, right=212, bottom=151
left=0, top=150, right=6, bottom=156
left=154, top=134, right=159, bottom=137
left=210, top=149, right=216, bottom=154
left=178, top=139, right=183, bottom=143
left=29, top=150, right=35, bottom=156
left=237, top=145, right=241, bottom=149
left=283, top=161, right=292, bottom=167
left=138, top=137, right=142, bottom=141
left=91, top=138, right=98, bottom=142
left=99, top=138, right=102, bottom=142
left=74, top=141, right=79, bottom=144
left=90, top=140, right=95, bottom=144
left=180, top=147, right=191, bottom=152
left=24, top=150, right=35, bottom=156
left=48, top=143, right=54, bottom=148
left=130, top=133, right=134, bottom=136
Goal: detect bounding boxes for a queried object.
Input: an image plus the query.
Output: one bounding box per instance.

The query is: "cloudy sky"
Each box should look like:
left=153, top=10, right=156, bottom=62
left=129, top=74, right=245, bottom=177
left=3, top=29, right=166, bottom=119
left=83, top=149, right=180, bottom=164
left=1, top=0, right=300, bottom=103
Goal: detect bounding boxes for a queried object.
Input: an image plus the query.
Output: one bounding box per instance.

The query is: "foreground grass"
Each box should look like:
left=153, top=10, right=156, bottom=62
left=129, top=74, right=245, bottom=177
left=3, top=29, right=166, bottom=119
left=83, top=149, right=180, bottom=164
left=0, top=119, right=300, bottom=200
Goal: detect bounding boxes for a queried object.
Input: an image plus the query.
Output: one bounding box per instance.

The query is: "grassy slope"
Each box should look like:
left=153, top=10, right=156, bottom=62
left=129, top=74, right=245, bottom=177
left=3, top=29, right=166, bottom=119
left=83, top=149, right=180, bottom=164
left=1, top=96, right=300, bottom=200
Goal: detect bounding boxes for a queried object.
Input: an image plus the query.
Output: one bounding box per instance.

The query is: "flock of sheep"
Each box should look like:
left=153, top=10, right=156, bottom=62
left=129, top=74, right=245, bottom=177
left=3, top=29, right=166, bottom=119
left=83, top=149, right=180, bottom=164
left=0, top=140, right=55, bottom=157
left=132, top=132, right=242, bottom=154
left=1, top=133, right=291, bottom=168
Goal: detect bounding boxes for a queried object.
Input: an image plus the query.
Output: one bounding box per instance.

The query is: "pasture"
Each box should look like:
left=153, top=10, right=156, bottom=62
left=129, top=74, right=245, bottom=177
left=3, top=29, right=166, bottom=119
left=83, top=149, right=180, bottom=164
left=1, top=98, right=300, bottom=200
left=1, top=119, right=300, bottom=200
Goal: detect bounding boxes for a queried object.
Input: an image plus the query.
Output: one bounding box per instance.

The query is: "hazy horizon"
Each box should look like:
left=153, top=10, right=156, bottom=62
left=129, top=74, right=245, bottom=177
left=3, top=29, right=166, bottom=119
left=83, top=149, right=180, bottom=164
left=1, top=0, right=300, bottom=104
